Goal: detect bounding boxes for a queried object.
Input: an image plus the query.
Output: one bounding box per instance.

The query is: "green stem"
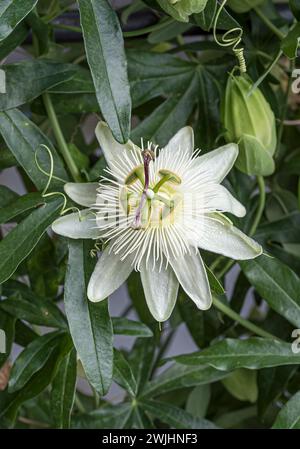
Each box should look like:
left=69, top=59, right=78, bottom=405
left=253, top=7, right=285, bottom=40
left=42, top=92, right=82, bottom=182
left=123, top=18, right=174, bottom=37
left=248, top=175, right=266, bottom=237
left=74, top=393, right=86, bottom=413
left=52, top=23, right=82, bottom=33
left=213, top=296, right=280, bottom=340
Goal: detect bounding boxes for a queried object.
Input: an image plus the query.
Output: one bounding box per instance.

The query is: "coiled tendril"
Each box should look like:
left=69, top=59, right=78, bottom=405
left=213, top=0, right=247, bottom=74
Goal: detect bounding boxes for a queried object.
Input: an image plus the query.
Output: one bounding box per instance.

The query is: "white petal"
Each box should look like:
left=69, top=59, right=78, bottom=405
left=52, top=209, right=99, bottom=239
left=88, top=247, right=133, bottom=302
left=198, top=213, right=263, bottom=260
left=170, top=252, right=212, bottom=310
left=95, top=121, right=141, bottom=169
left=194, top=143, right=239, bottom=183
left=140, top=261, right=179, bottom=322
left=162, top=127, right=194, bottom=157
left=203, top=184, right=246, bottom=217
left=64, top=182, right=98, bottom=207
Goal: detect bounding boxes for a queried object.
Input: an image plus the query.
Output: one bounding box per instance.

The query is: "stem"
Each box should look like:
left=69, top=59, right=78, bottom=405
left=43, top=93, right=82, bottom=182
left=74, top=393, right=86, bottom=413
left=249, top=176, right=266, bottom=237
left=52, top=23, right=82, bottom=33
left=253, top=7, right=285, bottom=40
left=123, top=18, right=174, bottom=37
left=213, top=296, right=280, bottom=340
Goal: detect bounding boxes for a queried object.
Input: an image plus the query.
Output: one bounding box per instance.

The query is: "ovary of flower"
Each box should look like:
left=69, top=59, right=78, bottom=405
left=52, top=122, right=263, bottom=322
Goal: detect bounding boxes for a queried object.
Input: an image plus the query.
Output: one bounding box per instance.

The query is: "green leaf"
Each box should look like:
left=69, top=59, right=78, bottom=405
left=272, top=391, right=300, bottom=429
left=186, top=385, right=211, bottom=419
left=222, top=369, right=258, bottom=403
left=0, top=60, right=77, bottom=110
left=71, top=403, right=132, bottom=429
left=0, top=198, right=63, bottom=285
left=0, top=192, right=43, bottom=224
left=240, top=256, right=300, bottom=328
left=290, top=0, right=300, bottom=20
left=140, top=399, right=218, bottom=429
left=142, top=363, right=227, bottom=398
left=64, top=240, right=113, bottom=396
left=128, top=338, right=156, bottom=395
left=193, top=0, right=240, bottom=31
left=113, top=349, right=137, bottom=397
left=112, top=317, right=153, bottom=338
left=51, top=348, right=77, bottom=429
left=281, top=22, right=300, bottom=59
left=255, top=212, right=300, bottom=245
left=0, top=109, right=69, bottom=190
left=0, top=185, right=18, bottom=209
left=78, top=0, right=131, bottom=143
left=0, top=0, right=37, bottom=41
left=0, top=295, right=67, bottom=329
left=0, top=22, right=28, bottom=60
left=173, top=338, right=300, bottom=370
left=8, top=331, right=70, bottom=393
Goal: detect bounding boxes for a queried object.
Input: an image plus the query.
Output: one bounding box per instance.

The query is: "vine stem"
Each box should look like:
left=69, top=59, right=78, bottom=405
left=212, top=296, right=280, bottom=340
left=42, top=93, right=82, bottom=182
left=253, top=6, right=285, bottom=40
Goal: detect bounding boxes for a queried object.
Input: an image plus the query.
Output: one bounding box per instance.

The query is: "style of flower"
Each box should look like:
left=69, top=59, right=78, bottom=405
left=52, top=122, right=262, bottom=322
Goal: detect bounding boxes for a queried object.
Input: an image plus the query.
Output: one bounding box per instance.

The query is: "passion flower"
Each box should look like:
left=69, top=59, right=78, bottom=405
left=223, top=73, right=277, bottom=176
left=52, top=123, right=262, bottom=322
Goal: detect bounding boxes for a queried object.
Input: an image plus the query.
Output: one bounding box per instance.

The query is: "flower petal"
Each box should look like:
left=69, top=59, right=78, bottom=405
left=95, top=121, right=141, bottom=170
left=64, top=182, right=98, bottom=207
left=140, top=261, right=179, bottom=322
left=88, top=247, right=133, bottom=302
left=203, top=184, right=246, bottom=217
left=194, top=143, right=239, bottom=183
left=169, top=252, right=212, bottom=310
left=52, top=209, right=99, bottom=239
left=163, top=126, right=194, bottom=157
left=198, top=213, right=263, bottom=260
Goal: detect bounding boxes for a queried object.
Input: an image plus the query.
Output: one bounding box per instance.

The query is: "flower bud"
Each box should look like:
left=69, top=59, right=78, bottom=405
left=158, top=0, right=208, bottom=22
left=227, top=0, right=265, bottom=13
left=223, top=74, right=277, bottom=176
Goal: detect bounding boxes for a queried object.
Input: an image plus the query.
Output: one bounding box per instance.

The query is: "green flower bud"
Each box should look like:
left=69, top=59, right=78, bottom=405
left=227, top=0, right=265, bottom=13
left=223, top=74, right=277, bottom=176
left=158, top=0, right=208, bottom=22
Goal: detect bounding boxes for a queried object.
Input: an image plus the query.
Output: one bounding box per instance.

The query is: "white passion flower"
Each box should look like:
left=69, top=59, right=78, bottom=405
left=52, top=122, right=263, bottom=322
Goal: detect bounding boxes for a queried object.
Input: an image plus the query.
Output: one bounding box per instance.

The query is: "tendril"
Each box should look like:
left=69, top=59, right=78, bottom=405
left=213, top=0, right=247, bottom=74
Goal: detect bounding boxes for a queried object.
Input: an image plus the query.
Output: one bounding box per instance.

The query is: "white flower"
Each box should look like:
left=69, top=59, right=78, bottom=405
left=52, top=122, right=262, bottom=322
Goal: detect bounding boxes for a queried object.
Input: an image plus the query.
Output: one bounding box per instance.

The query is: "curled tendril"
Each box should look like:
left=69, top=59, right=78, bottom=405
left=35, top=144, right=83, bottom=217
left=213, top=0, right=247, bottom=74
left=90, top=240, right=103, bottom=258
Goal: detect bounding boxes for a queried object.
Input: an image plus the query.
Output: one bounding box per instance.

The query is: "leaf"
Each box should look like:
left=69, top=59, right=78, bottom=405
left=222, top=369, right=258, bottom=403
left=78, top=0, right=131, bottom=143
left=51, top=348, right=77, bottom=429
left=140, top=399, right=218, bottom=429
left=281, top=22, right=300, bottom=59
left=128, top=338, right=156, bottom=395
left=0, top=0, right=37, bottom=41
left=255, top=212, right=300, bottom=245
left=290, top=0, right=300, bottom=20
left=0, top=198, right=63, bottom=285
left=193, top=0, right=240, bottom=31
left=0, top=109, right=69, bottom=191
left=142, top=363, right=227, bottom=398
left=8, top=331, right=70, bottom=393
left=186, top=385, right=211, bottom=419
left=64, top=240, right=113, bottom=396
left=0, top=185, right=18, bottom=208
left=71, top=404, right=132, bottom=429
left=112, top=317, right=153, bottom=338
left=0, top=192, right=43, bottom=224
left=272, top=392, right=300, bottom=429
left=0, top=22, right=28, bottom=61
left=113, top=349, right=137, bottom=397
left=0, top=295, right=67, bottom=329
left=0, top=60, right=77, bottom=110
left=172, top=338, right=300, bottom=370
left=240, top=256, right=300, bottom=328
